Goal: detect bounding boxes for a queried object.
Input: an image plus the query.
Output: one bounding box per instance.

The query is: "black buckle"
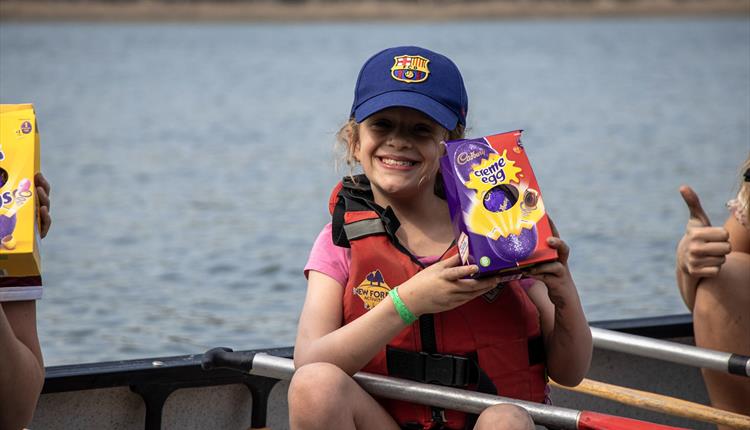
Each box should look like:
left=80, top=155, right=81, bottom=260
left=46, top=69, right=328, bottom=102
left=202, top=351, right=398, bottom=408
left=424, top=353, right=468, bottom=386
left=387, top=347, right=473, bottom=386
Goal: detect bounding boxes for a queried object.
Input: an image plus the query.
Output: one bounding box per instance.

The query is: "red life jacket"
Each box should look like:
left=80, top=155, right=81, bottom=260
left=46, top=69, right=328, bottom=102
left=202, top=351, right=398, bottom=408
left=330, top=176, right=547, bottom=430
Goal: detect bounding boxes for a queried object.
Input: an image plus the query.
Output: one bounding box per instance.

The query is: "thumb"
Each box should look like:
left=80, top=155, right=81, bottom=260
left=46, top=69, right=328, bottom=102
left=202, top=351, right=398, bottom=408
left=679, top=185, right=711, bottom=227
left=548, top=216, right=560, bottom=238
left=547, top=237, right=570, bottom=265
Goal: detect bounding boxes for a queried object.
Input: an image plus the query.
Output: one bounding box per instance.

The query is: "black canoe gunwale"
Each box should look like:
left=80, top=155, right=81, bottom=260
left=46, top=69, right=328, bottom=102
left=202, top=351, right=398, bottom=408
left=42, top=314, right=693, bottom=394
left=36, top=314, right=697, bottom=430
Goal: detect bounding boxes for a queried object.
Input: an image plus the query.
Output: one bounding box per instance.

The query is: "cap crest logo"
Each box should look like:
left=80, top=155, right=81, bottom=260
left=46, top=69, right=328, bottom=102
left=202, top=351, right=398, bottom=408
left=391, top=55, right=430, bottom=83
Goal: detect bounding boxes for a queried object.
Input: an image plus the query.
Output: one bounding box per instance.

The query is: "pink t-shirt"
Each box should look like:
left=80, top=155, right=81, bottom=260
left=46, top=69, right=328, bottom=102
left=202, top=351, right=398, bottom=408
left=304, top=223, right=351, bottom=286
left=304, top=222, right=535, bottom=292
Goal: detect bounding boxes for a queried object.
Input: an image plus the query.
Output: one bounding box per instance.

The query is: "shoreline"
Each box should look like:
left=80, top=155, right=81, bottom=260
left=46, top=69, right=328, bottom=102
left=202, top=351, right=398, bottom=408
left=1, top=0, right=748, bottom=22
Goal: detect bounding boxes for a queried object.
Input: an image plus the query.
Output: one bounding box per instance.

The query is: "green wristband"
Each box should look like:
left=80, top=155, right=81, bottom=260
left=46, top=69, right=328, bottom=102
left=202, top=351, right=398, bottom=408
left=389, top=287, right=417, bottom=325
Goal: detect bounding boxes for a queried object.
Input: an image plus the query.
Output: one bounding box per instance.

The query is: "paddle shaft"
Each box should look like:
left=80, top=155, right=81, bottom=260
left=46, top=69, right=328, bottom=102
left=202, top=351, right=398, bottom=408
left=591, top=326, right=750, bottom=377
left=250, top=353, right=578, bottom=429
left=247, top=353, right=684, bottom=430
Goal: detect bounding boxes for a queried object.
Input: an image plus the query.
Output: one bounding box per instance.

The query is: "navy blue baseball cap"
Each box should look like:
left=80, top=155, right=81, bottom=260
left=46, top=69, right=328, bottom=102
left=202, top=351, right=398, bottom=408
left=350, top=46, right=468, bottom=131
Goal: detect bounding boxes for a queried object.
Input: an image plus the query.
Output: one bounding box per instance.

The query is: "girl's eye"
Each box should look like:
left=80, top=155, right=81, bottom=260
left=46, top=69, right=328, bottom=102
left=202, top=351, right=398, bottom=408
left=414, top=125, right=435, bottom=136
left=370, top=120, right=391, bottom=131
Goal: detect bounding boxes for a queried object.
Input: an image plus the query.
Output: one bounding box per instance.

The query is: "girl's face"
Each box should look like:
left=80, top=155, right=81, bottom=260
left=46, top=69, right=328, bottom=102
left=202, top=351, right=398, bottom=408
left=354, top=107, right=447, bottom=202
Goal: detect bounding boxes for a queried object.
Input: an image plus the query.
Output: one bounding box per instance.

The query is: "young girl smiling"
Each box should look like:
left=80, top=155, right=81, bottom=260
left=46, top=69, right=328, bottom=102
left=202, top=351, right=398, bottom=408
left=290, top=46, right=592, bottom=430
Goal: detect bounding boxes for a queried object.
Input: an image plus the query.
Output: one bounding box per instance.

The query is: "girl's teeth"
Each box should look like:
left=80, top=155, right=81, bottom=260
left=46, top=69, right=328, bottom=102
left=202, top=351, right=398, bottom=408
left=382, top=158, right=414, bottom=166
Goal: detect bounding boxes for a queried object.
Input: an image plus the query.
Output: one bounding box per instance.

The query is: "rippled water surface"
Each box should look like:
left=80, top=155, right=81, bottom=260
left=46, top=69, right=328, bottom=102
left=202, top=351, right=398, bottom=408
left=1, top=19, right=748, bottom=365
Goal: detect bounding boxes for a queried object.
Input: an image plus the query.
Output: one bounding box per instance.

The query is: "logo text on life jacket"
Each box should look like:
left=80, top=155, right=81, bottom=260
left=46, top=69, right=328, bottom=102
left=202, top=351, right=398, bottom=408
left=353, top=270, right=392, bottom=310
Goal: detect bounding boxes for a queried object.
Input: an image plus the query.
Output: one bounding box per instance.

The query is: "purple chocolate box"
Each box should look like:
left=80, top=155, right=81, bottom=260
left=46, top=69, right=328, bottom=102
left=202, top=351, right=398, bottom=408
left=440, top=130, right=557, bottom=279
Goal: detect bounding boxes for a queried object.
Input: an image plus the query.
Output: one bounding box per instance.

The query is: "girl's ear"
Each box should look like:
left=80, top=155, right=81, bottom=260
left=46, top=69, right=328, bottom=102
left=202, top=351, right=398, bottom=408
left=439, top=140, right=447, bottom=157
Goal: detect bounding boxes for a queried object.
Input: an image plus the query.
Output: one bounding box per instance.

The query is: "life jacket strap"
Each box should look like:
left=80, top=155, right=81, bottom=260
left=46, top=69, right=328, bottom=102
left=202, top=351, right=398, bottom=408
left=386, top=335, right=546, bottom=388
left=330, top=175, right=402, bottom=248
left=343, top=217, right=387, bottom=241
left=528, top=335, right=546, bottom=365
left=386, top=346, right=477, bottom=387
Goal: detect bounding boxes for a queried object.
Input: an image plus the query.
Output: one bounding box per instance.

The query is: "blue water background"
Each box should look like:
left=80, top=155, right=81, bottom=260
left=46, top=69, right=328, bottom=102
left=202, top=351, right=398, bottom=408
left=1, top=19, right=748, bottom=365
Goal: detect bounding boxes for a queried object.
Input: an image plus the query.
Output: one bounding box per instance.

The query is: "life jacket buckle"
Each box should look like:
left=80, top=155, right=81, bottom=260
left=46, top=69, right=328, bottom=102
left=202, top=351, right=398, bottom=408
left=387, top=347, right=474, bottom=387
left=424, top=353, right=469, bottom=386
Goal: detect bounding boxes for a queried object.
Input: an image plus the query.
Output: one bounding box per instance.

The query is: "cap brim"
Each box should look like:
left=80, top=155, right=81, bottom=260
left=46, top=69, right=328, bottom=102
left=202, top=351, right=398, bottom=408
left=353, top=91, right=459, bottom=131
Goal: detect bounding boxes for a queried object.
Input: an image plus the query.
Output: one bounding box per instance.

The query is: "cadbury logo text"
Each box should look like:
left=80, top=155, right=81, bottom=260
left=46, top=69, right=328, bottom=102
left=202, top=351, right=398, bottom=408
left=456, top=150, right=485, bottom=165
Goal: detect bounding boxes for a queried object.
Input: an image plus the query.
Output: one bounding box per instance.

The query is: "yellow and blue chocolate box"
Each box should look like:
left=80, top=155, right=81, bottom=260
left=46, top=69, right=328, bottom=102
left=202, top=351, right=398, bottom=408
left=0, top=104, right=42, bottom=289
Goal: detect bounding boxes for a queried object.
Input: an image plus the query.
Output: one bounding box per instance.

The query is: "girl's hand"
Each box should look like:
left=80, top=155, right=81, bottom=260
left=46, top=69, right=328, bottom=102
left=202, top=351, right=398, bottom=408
left=527, top=236, right=575, bottom=309
left=677, top=185, right=730, bottom=278
left=35, top=173, right=51, bottom=238
left=397, top=254, right=501, bottom=316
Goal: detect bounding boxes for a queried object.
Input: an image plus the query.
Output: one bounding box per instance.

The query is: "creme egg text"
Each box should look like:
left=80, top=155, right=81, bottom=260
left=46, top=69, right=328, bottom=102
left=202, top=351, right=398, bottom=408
left=472, top=158, right=507, bottom=185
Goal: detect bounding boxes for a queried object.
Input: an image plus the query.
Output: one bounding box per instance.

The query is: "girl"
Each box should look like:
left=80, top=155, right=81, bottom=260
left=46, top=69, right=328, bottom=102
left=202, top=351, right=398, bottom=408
left=676, top=156, right=750, bottom=428
left=290, top=46, right=592, bottom=430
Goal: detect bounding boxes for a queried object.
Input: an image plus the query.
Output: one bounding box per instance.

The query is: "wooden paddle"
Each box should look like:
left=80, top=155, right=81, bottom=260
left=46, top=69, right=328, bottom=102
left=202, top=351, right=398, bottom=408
left=550, top=378, right=750, bottom=429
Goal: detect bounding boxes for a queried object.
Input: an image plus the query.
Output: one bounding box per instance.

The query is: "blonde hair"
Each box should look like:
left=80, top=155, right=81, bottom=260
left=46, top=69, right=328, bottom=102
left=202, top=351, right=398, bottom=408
left=335, top=118, right=466, bottom=176
left=738, top=155, right=750, bottom=211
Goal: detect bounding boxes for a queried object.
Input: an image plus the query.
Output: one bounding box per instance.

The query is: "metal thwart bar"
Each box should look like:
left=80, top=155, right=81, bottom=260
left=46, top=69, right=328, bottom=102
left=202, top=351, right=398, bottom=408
left=249, top=353, right=582, bottom=430
left=591, top=326, right=750, bottom=377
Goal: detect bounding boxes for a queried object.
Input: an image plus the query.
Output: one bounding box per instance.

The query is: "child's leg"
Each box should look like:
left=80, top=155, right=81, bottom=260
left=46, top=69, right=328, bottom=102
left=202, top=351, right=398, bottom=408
left=692, top=251, right=750, bottom=429
left=288, top=362, right=401, bottom=430
left=473, top=404, right=535, bottom=430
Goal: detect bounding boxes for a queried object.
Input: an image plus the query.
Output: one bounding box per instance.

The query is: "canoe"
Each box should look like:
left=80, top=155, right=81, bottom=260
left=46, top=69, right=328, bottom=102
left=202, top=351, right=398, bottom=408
left=30, top=314, right=718, bottom=429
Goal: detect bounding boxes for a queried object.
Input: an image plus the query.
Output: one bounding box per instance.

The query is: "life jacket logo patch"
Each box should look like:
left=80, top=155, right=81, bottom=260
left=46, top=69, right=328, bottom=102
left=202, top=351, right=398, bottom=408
left=391, top=55, right=430, bottom=83
left=354, top=270, right=391, bottom=310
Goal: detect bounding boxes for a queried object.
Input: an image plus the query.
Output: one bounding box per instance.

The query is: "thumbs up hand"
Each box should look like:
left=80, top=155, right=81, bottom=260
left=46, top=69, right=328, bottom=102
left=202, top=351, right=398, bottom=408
left=678, top=185, right=731, bottom=278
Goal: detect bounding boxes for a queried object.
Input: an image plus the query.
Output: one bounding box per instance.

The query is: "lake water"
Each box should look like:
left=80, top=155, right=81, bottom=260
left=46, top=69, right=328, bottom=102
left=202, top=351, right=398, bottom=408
left=1, top=19, right=748, bottom=366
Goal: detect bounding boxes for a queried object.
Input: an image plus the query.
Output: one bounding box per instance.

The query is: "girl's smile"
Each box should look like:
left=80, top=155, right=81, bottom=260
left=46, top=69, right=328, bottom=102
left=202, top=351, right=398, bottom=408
left=377, top=156, right=417, bottom=169
left=355, top=107, right=447, bottom=202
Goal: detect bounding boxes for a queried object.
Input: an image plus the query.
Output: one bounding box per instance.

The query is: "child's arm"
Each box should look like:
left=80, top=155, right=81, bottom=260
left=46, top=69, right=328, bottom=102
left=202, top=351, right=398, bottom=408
left=294, top=255, right=500, bottom=375
left=0, top=173, right=50, bottom=428
left=527, top=236, right=592, bottom=387
left=294, top=271, right=408, bottom=374
left=0, top=301, right=45, bottom=430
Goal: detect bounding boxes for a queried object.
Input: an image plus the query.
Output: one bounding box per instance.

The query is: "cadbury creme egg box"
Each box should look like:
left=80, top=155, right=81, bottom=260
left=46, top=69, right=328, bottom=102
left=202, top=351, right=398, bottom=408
left=440, top=130, right=557, bottom=279
left=0, top=104, right=42, bottom=297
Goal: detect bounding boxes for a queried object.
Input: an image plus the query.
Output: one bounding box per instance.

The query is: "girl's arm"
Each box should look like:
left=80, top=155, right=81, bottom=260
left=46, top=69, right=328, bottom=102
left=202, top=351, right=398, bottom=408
left=294, top=255, right=501, bottom=375
left=0, top=173, right=51, bottom=428
left=527, top=237, right=592, bottom=387
left=294, top=271, right=408, bottom=374
left=0, top=301, right=45, bottom=430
